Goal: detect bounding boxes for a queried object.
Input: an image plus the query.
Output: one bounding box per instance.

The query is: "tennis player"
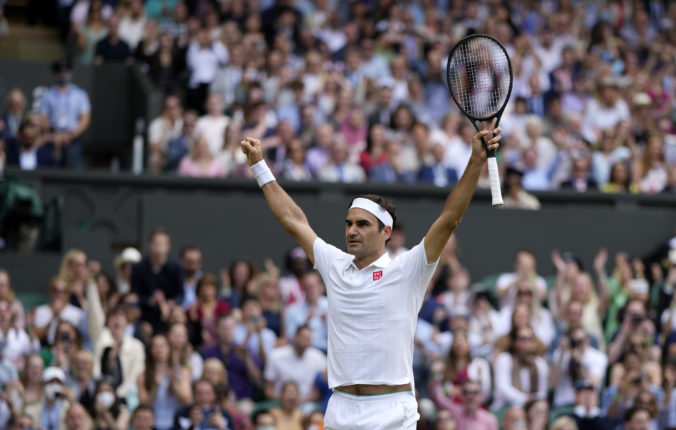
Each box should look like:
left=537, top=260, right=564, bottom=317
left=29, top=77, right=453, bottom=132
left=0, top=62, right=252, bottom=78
left=240, top=121, right=501, bottom=430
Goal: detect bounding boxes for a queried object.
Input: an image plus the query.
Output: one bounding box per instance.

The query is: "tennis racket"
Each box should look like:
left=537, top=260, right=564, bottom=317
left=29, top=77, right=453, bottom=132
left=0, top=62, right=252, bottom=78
left=446, top=34, right=513, bottom=206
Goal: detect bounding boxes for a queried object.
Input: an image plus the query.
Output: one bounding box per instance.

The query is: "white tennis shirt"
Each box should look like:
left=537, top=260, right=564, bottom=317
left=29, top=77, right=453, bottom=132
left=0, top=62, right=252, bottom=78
left=313, top=237, right=439, bottom=389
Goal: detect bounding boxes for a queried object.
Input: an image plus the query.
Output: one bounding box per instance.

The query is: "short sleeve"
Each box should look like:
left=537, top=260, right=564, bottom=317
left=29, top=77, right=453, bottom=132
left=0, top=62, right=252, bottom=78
left=394, top=238, right=439, bottom=294
left=77, top=89, right=91, bottom=114
left=312, top=237, right=347, bottom=276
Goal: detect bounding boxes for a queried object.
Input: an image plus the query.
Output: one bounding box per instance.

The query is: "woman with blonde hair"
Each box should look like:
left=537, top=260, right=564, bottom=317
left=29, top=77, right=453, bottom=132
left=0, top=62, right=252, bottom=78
left=177, top=135, right=227, bottom=178
left=58, top=249, right=90, bottom=309
left=633, top=134, right=668, bottom=193
left=550, top=416, right=578, bottom=430
left=0, top=269, right=26, bottom=329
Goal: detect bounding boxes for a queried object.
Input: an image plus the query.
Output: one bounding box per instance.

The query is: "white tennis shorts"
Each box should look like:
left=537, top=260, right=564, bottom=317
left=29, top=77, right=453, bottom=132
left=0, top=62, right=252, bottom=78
left=324, top=389, right=419, bottom=430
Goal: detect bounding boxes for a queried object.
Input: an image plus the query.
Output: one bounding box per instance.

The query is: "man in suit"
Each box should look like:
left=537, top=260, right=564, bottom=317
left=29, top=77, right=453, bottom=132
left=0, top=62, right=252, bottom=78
left=5, top=116, right=61, bottom=169
left=560, top=153, right=598, bottom=192
left=418, top=143, right=458, bottom=187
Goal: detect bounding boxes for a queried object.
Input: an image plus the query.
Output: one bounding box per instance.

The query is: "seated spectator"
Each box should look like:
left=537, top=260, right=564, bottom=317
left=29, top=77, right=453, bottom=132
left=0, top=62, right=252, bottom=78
left=0, top=300, right=35, bottom=372
left=602, top=161, right=639, bottom=194
left=91, top=377, right=130, bottom=429
left=34, top=276, right=85, bottom=346
left=502, top=167, right=541, bottom=210
left=269, top=381, right=304, bottom=430
left=167, top=322, right=203, bottom=381
left=571, top=380, right=610, bottom=430
left=581, top=78, right=630, bottom=144
left=418, top=143, right=458, bottom=188
left=36, top=61, right=91, bottom=168
left=493, top=326, right=549, bottom=409
left=177, top=135, right=227, bottom=178
left=622, top=406, right=652, bottom=430
left=94, top=14, right=132, bottom=64
left=179, top=245, right=202, bottom=309
left=201, top=314, right=262, bottom=401
left=234, top=296, right=277, bottom=365
left=64, top=402, right=94, bottom=430
left=591, top=128, right=632, bottom=187
left=305, top=123, right=333, bottom=176
left=174, top=379, right=234, bottom=430
left=497, top=282, right=555, bottom=348
left=148, top=94, right=183, bottom=170
left=66, top=348, right=96, bottom=414
left=91, top=305, right=145, bottom=399
left=560, top=152, right=598, bottom=192
left=130, top=403, right=155, bottom=430
left=285, top=271, right=327, bottom=352
left=137, top=334, right=192, bottom=430
left=24, top=366, right=71, bottom=430
left=429, top=330, right=492, bottom=404
left=551, top=326, right=608, bottom=408
left=43, top=320, right=82, bottom=374
left=502, top=406, right=528, bottom=430
left=634, top=134, right=668, bottom=194
left=0, top=269, right=25, bottom=330
left=317, top=137, right=366, bottom=183
left=187, top=273, right=230, bottom=348
left=113, top=247, right=141, bottom=295
left=73, top=0, right=109, bottom=65
left=360, top=122, right=389, bottom=176
left=19, top=354, right=45, bottom=410
left=194, top=92, right=230, bottom=156
left=165, top=110, right=198, bottom=172
left=1, top=89, right=26, bottom=140
left=251, top=273, right=284, bottom=339
left=467, top=291, right=501, bottom=357
left=264, top=325, right=326, bottom=404
left=280, top=138, right=312, bottom=181
left=369, top=140, right=414, bottom=183
left=429, top=379, right=498, bottom=430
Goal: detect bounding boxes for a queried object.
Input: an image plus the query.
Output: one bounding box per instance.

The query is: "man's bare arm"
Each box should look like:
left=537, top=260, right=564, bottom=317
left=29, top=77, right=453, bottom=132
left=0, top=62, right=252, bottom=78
left=424, top=123, right=501, bottom=263
left=240, top=137, right=318, bottom=263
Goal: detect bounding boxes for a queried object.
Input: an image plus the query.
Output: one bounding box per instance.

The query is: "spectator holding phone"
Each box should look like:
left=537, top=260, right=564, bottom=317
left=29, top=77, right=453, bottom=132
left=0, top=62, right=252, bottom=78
left=175, top=379, right=234, bottom=430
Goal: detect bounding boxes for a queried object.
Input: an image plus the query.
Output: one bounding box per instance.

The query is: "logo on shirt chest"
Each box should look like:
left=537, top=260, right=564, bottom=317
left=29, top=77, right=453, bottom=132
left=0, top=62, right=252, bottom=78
left=373, top=270, right=383, bottom=281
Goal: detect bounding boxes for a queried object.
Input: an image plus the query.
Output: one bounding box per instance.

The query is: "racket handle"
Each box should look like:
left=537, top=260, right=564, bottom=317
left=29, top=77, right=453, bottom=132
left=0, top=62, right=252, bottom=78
left=487, top=156, right=504, bottom=206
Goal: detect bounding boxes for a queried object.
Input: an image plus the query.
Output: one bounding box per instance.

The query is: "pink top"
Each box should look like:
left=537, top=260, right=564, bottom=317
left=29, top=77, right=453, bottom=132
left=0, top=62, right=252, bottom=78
left=177, top=157, right=227, bottom=178
left=429, top=379, right=498, bottom=430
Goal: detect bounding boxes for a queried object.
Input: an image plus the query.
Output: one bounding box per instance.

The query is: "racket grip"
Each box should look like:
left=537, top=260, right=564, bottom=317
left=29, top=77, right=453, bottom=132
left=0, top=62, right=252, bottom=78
left=487, top=156, right=504, bottom=206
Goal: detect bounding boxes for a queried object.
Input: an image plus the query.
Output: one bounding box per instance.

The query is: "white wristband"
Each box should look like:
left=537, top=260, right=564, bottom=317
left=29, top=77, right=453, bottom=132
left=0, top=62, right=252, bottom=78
left=251, top=160, right=275, bottom=187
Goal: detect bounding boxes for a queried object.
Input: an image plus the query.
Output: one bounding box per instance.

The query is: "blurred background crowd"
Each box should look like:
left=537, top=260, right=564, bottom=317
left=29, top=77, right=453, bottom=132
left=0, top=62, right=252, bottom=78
left=1, top=226, right=676, bottom=430
left=1, top=0, right=676, bottom=429
left=0, top=0, right=675, bottom=206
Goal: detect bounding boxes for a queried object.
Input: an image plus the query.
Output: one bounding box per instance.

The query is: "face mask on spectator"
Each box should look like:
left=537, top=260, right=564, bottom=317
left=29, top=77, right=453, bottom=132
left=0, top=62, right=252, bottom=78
left=44, top=383, right=63, bottom=401
left=257, top=427, right=276, bottom=430
left=97, top=391, right=116, bottom=409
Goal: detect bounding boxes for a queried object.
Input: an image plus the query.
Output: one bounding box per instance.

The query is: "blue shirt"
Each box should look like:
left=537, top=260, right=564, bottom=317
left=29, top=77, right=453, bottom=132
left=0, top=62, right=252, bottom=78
left=38, top=85, right=91, bottom=132
left=41, top=399, right=63, bottom=430
left=285, top=298, right=329, bottom=351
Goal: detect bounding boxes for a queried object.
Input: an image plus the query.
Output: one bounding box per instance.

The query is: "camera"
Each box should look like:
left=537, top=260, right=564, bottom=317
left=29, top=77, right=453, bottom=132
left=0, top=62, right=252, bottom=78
left=60, top=333, right=71, bottom=343
left=570, top=338, right=581, bottom=349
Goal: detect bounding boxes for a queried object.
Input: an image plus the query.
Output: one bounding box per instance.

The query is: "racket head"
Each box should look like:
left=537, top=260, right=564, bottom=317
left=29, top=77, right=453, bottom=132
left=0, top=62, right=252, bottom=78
left=446, top=34, right=513, bottom=123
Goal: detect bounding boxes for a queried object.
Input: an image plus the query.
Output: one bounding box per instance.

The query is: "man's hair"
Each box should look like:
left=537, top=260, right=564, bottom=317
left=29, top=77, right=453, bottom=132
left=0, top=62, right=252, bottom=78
left=295, top=324, right=312, bottom=337
left=180, top=245, right=200, bottom=258
left=148, top=226, right=170, bottom=242
left=349, top=194, right=397, bottom=231
left=133, top=403, right=154, bottom=417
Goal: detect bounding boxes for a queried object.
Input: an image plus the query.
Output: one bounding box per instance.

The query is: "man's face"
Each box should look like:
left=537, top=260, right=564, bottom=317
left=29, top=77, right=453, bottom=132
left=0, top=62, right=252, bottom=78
left=182, top=249, right=202, bottom=275
left=149, top=233, right=170, bottom=261
left=301, top=273, right=323, bottom=302
left=293, top=328, right=313, bottom=354
left=216, top=316, right=236, bottom=343
left=195, top=381, right=216, bottom=407
left=462, top=382, right=481, bottom=410
left=65, top=404, right=89, bottom=430
left=502, top=407, right=526, bottom=430
left=107, top=313, right=127, bottom=340
left=345, top=208, right=390, bottom=261
left=132, top=409, right=155, bottom=430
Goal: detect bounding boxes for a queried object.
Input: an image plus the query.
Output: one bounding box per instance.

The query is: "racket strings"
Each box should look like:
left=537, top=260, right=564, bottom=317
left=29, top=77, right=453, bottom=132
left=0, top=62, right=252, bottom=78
left=448, top=37, right=510, bottom=119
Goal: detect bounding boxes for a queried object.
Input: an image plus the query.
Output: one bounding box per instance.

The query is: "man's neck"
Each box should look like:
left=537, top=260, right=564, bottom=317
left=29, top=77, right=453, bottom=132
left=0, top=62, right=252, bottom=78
left=353, top=250, right=385, bottom=270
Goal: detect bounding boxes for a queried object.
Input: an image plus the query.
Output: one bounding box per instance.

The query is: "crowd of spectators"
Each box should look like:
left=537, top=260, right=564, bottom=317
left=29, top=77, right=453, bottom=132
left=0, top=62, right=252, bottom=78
left=1, top=226, right=676, bottom=430
left=0, top=0, right=676, bottom=205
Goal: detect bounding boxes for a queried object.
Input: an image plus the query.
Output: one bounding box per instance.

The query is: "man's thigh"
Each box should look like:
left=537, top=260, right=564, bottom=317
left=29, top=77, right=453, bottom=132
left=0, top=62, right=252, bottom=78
left=325, top=390, right=418, bottom=430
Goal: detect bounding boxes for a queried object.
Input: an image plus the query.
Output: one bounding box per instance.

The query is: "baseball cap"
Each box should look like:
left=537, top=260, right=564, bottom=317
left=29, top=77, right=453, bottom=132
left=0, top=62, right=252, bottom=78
left=42, top=367, right=66, bottom=383
left=115, top=247, right=141, bottom=269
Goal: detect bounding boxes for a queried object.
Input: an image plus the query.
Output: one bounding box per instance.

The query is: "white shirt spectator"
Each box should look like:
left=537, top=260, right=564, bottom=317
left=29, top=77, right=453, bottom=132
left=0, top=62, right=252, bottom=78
left=492, top=352, right=549, bottom=409
left=581, top=98, right=630, bottom=143
left=0, top=328, right=38, bottom=369
left=187, top=41, right=229, bottom=88
left=70, top=0, right=113, bottom=27
left=118, top=15, right=147, bottom=50
left=148, top=116, right=183, bottom=151
left=264, top=344, right=326, bottom=399
left=233, top=323, right=277, bottom=360
left=551, top=346, right=608, bottom=407
left=495, top=272, right=548, bottom=310
left=195, top=115, right=230, bottom=156
left=34, top=304, right=85, bottom=345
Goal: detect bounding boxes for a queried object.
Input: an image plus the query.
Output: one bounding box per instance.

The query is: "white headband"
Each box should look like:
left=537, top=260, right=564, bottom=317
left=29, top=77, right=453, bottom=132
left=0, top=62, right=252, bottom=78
left=349, top=198, right=393, bottom=228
